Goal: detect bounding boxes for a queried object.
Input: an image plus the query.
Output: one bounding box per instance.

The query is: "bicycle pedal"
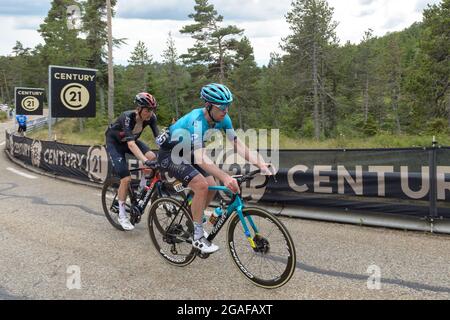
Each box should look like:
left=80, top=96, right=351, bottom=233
left=197, top=252, right=211, bottom=259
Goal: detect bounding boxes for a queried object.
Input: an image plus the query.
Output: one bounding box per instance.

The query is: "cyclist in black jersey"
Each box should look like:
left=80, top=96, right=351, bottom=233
left=105, top=92, right=159, bottom=231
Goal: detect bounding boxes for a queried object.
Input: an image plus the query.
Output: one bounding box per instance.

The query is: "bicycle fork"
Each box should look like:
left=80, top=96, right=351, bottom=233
left=234, top=198, right=259, bottom=249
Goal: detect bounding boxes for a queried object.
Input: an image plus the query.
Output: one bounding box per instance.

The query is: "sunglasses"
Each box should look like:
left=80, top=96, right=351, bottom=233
left=211, top=103, right=230, bottom=111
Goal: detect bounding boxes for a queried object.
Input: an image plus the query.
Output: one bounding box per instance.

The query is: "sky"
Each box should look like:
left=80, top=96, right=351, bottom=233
left=0, top=0, right=442, bottom=66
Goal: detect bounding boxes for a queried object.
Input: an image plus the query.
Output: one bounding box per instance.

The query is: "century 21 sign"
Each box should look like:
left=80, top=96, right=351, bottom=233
left=49, top=65, right=97, bottom=118
left=15, top=87, right=45, bottom=115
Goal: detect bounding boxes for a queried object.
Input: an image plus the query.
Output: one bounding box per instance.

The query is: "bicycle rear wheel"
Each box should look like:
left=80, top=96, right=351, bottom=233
left=101, top=177, right=126, bottom=231
left=227, top=207, right=296, bottom=289
left=147, top=197, right=196, bottom=267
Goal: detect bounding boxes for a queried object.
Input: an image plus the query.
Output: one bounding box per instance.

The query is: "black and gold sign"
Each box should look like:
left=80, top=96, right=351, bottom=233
left=15, top=87, right=45, bottom=115
left=49, top=66, right=97, bottom=118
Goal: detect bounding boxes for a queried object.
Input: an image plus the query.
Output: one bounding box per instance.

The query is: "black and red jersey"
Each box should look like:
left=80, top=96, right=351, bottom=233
left=107, top=110, right=159, bottom=143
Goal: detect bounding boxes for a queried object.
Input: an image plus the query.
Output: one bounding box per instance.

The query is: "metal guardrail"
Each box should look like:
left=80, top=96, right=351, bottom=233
left=26, top=117, right=55, bottom=133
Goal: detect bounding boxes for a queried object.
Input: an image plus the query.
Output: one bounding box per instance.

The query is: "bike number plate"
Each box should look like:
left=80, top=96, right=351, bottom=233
left=174, top=182, right=185, bottom=193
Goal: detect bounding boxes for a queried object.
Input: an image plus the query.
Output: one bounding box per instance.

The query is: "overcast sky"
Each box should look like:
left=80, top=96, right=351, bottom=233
left=0, top=0, right=442, bottom=66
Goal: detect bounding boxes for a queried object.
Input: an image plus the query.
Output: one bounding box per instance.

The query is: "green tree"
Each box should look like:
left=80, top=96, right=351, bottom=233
left=128, top=40, right=153, bottom=91
left=229, top=37, right=260, bottom=129
left=162, top=32, right=184, bottom=119
left=420, top=0, right=450, bottom=127
left=38, top=0, right=89, bottom=67
left=282, top=0, right=338, bottom=139
left=82, top=0, right=120, bottom=117
left=180, top=0, right=244, bottom=83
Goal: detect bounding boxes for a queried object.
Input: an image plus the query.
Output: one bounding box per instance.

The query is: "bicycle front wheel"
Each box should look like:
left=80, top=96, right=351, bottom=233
left=227, top=207, right=296, bottom=289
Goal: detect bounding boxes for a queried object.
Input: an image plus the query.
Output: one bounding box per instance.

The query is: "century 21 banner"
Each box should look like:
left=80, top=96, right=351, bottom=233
left=49, top=65, right=97, bottom=118
left=15, top=87, right=45, bottom=115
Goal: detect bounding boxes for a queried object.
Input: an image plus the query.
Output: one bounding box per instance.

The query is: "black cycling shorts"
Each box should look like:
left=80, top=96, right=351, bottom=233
left=157, top=149, right=210, bottom=187
left=18, top=125, right=27, bottom=133
left=106, top=138, right=151, bottom=179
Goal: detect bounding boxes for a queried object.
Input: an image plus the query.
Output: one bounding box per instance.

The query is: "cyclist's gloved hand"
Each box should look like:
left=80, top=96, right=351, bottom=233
left=260, top=163, right=274, bottom=176
left=144, top=160, right=155, bottom=168
left=224, top=176, right=240, bottom=194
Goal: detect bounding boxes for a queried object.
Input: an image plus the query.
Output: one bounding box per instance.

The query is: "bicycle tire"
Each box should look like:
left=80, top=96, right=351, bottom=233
left=226, top=207, right=296, bottom=289
left=101, top=177, right=126, bottom=231
left=147, top=197, right=197, bottom=267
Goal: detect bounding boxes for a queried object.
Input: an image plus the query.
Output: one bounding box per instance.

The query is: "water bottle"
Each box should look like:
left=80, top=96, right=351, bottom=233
left=209, top=206, right=224, bottom=226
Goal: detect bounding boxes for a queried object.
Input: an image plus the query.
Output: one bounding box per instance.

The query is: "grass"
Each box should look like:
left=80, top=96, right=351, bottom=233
left=27, top=118, right=450, bottom=149
left=0, top=111, right=8, bottom=123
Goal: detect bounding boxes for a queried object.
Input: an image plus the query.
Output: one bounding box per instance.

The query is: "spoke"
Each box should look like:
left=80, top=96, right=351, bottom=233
left=263, top=254, right=284, bottom=276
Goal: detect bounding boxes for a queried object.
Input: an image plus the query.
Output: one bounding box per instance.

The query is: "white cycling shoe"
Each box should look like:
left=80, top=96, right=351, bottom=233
left=193, top=237, right=219, bottom=254
left=118, top=217, right=135, bottom=231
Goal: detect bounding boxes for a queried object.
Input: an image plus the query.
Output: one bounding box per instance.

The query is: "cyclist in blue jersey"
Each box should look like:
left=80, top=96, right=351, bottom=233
left=156, top=83, right=272, bottom=253
left=105, top=92, right=159, bottom=231
left=16, top=114, right=28, bottom=136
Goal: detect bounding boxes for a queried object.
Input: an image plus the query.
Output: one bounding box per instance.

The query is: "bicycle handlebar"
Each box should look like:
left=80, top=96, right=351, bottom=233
left=129, top=160, right=160, bottom=173
left=234, top=168, right=271, bottom=190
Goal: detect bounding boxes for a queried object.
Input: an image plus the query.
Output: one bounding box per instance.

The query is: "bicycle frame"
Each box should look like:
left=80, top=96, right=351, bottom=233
left=127, top=169, right=163, bottom=212
left=206, top=186, right=260, bottom=249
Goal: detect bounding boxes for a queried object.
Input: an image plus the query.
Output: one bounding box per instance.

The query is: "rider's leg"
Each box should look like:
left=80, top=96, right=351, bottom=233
left=106, top=140, right=135, bottom=230
left=188, top=175, right=219, bottom=253
left=118, top=176, right=131, bottom=203
left=188, top=174, right=209, bottom=226
left=204, top=176, right=217, bottom=208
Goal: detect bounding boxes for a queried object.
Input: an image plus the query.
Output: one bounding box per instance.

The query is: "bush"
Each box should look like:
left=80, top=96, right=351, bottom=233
left=0, top=111, right=7, bottom=122
left=425, top=118, right=449, bottom=135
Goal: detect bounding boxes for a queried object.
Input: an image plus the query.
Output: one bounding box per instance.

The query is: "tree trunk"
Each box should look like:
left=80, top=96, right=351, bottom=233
left=312, top=41, right=320, bottom=140
left=393, top=82, right=402, bottom=135
left=171, top=64, right=180, bottom=119
left=174, top=87, right=179, bottom=119
left=106, top=0, right=114, bottom=124
left=218, top=39, right=225, bottom=83
left=0, top=84, right=4, bottom=103
left=99, top=85, right=105, bottom=117
left=237, top=102, right=243, bottom=129
left=79, top=118, right=84, bottom=133
left=447, top=91, right=450, bottom=130
left=364, top=76, right=369, bottom=124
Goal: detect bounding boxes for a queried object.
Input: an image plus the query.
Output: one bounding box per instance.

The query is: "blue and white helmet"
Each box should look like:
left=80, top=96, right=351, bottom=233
left=200, top=83, right=233, bottom=106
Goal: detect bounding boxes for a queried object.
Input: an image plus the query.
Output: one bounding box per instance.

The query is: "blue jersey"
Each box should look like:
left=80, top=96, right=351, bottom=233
left=16, top=115, right=27, bottom=126
left=169, top=108, right=236, bottom=150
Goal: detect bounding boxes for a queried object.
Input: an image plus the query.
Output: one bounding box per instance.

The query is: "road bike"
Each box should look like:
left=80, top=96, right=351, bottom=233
left=147, top=169, right=296, bottom=289
left=101, top=161, right=180, bottom=230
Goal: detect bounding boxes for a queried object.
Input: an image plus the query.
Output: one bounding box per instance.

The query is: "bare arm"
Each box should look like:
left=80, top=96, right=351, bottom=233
left=194, top=148, right=229, bottom=181
left=233, top=137, right=267, bottom=168
left=127, top=141, right=149, bottom=163
left=194, top=147, right=240, bottom=192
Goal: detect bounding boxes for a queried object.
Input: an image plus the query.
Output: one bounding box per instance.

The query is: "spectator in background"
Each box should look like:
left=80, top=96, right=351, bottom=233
left=16, top=114, right=28, bottom=136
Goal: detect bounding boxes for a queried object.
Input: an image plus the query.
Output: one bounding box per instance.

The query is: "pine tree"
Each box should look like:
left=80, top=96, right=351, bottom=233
left=128, top=41, right=153, bottom=92
left=180, top=0, right=244, bottom=83
left=282, top=0, right=338, bottom=139
left=83, top=0, right=122, bottom=118
left=229, top=37, right=260, bottom=129
left=421, top=0, right=450, bottom=128
left=38, top=0, right=89, bottom=67
left=162, top=32, right=183, bottom=118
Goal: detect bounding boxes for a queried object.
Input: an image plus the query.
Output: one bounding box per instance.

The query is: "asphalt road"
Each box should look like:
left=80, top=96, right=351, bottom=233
left=1, top=119, right=449, bottom=300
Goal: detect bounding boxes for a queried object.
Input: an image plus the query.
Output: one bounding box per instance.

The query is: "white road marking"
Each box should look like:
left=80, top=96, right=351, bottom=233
left=0, top=141, right=5, bottom=146
left=6, top=167, right=37, bottom=179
